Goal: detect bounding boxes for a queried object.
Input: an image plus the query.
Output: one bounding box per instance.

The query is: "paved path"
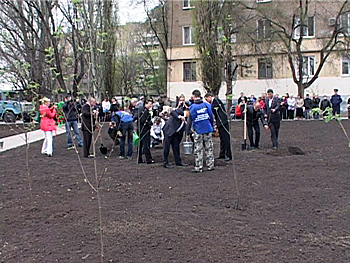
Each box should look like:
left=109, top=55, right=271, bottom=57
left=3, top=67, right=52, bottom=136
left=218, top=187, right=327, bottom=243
left=0, top=126, right=66, bottom=153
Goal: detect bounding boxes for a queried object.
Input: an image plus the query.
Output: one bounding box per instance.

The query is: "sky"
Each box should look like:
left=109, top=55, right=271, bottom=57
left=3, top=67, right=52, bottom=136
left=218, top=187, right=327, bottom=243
left=118, top=0, right=157, bottom=25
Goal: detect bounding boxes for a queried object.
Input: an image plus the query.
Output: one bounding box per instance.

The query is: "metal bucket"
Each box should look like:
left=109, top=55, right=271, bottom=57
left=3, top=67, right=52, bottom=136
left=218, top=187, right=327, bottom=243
left=183, top=141, right=193, bottom=155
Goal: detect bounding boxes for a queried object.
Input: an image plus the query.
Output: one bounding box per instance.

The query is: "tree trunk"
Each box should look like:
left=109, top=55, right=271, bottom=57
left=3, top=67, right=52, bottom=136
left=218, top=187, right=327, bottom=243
left=226, top=80, right=233, bottom=115
left=298, top=82, right=304, bottom=97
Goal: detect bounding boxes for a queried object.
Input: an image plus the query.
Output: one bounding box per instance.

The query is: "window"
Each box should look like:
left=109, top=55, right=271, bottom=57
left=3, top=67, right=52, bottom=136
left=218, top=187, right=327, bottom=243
left=230, top=32, right=237, bottom=43
left=225, top=60, right=238, bottom=80
left=183, top=0, right=193, bottom=9
left=183, top=62, right=197, bottom=82
left=258, top=58, right=273, bottom=79
left=340, top=13, right=350, bottom=34
left=257, top=19, right=272, bottom=39
left=229, top=23, right=237, bottom=43
left=303, top=56, right=315, bottom=76
left=217, top=29, right=236, bottom=44
left=183, top=26, right=195, bottom=45
left=342, top=56, right=350, bottom=75
left=293, top=16, right=315, bottom=38
left=295, top=56, right=315, bottom=77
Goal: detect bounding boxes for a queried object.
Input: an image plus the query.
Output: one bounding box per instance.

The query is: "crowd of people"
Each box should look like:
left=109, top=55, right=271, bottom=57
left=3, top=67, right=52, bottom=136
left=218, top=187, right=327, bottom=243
left=236, top=88, right=349, bottom=120
left=38, top=90, right=232, bottom=173
left=38, top=88, right=350, bottom=172
left=99, top=90, right=232, bottom=172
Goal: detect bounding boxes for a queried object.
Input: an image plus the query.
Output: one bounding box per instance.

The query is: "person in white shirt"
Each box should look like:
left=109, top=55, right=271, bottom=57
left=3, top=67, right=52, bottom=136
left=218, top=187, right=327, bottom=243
left=102, top=98, right=111, bottom=113
left=287, top=95, right=296, bottom=120
left=102, top=98, right=111, bottom=120
left=152, top=99, right=160, bottom=116
left=150, top=116, right=165, bottom=147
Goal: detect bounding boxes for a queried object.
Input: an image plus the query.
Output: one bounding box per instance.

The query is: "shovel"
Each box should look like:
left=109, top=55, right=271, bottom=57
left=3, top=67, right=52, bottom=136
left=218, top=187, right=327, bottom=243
left=98, top=125, right=108, bottom=155
left=241, top=103, right=249, bottom=151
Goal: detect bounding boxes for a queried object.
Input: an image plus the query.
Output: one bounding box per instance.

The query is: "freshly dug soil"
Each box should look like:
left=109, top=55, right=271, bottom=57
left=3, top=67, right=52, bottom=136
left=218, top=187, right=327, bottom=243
left=0, top=124, right=38, bottom=139
left=1, top=120, right=350, bottom=262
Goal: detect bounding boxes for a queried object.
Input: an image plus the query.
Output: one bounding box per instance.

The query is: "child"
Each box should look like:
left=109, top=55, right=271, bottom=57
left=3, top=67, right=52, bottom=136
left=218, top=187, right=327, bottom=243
left=150, top=117, right=165, bottom=148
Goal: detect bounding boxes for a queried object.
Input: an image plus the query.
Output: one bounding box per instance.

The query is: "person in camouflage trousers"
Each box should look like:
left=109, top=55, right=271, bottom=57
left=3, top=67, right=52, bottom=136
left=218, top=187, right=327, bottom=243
left=193, top=132, right=214, bottom=172
left=186, top=90, right=215, bottom=173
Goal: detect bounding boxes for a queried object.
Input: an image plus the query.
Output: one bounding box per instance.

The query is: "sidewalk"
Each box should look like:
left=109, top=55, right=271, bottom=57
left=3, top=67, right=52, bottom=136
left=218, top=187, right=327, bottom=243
left=0, top=126, right=66, bottom=153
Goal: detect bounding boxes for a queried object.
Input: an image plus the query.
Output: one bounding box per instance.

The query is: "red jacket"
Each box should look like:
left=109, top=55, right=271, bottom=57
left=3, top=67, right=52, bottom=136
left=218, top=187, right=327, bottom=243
left=259, top=99, right=266, bottom=110
left=40, top=105, right=57, bottom=131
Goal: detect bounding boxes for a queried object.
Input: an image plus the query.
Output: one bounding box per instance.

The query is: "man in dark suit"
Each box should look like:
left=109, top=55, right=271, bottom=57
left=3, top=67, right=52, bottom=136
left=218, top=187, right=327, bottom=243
left=246, top=101, right=269, bottom=149
left=134, top=100, right=154, bottom=164
left=204, top=93, right=232, bottom=161
left=265, top=89, right=281, bottom=149
left=162, top=108, right=188, bottom=168
left=81, top=98, right=97, bottom=157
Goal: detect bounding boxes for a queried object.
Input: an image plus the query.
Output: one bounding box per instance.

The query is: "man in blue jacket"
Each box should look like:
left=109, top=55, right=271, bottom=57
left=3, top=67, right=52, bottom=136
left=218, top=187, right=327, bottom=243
left=186, top=90, right=214, bottom=173
left=111, top=110, right=134, bottom=159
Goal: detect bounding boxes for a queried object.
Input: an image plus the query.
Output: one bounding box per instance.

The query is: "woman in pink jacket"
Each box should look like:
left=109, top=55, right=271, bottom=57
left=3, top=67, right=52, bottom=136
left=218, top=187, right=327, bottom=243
left=40, top=97, right=57, bottom=156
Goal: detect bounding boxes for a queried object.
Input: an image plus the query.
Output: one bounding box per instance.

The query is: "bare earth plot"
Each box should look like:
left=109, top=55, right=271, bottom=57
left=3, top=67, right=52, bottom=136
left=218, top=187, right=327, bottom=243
left=0, top=124, right=38, bottom=139
left=1, top=120, right=350, bottom=262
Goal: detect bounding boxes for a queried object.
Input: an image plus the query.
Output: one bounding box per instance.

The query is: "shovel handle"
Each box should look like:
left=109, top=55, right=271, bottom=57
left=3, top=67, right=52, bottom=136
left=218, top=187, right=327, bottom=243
left=243, top=103, right=247, bottom=140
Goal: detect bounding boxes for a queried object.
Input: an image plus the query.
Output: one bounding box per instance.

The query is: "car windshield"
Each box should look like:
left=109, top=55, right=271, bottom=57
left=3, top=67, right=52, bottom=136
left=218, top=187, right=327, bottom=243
left=1, top=91, right=21, bottom=101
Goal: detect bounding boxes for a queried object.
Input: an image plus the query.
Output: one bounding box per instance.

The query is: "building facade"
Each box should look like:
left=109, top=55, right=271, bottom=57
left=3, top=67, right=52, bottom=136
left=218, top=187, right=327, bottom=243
left=166, top=0, right=350, bottom=101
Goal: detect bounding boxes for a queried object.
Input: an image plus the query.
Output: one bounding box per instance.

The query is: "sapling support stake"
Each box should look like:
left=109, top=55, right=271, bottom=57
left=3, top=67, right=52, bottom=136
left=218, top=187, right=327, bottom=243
left=63, top=104, right=104, bottom=262
left=228, top=113, right=241, bottom=210
left=90, top=106, right=105, bottom=263
left=97, top=119, right=122, bottom=187
left=215, top=102, right=241, bottom=210
left=62, top=110, right=96, bottom=192
left=24, top=128, right=34, bottom=207
left=323, top=106, right=350, bottom=147
left=337, top=119, right=350, bottom=146
left=92, top=128, right=105, bottom=263
left=3, top=121, right=35, bottom=205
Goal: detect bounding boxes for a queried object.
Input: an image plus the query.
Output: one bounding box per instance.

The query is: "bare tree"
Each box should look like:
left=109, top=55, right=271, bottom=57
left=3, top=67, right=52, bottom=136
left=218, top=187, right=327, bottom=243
left=193, top=0, right=224, bottom=95
left=238, top=0, right=350, bottom=96
left=102, top=0, right=118, bottom=98
left=0, top=1, right=49, bottom=95
left=0, top=0, right=90, bottom=98
left=57, top=0, right=87, bottom=97
left=143, top=0, right=168, bottom=94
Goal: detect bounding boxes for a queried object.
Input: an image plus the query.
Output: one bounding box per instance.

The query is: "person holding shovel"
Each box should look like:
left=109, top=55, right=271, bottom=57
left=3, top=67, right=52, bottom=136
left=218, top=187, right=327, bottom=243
left=134, top=99, right=154, bottom=164
left=186, top=90, right=215, bottom=173
left=265, top=89, right=281, bottom=149
left=204, top=92, right=232, bottom=161
left=81, top=98, right=97, bottom=158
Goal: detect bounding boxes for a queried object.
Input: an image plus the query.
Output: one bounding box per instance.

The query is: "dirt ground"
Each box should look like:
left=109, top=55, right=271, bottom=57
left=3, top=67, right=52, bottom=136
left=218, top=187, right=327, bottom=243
left=1, top=120, right=350, bottom=263
left=0, top=124, right=38, bottom=139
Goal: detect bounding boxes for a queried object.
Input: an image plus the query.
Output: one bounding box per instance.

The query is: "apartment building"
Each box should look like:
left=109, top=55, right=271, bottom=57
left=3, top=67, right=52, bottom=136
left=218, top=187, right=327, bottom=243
left=166, top=0, right=350, bottom=100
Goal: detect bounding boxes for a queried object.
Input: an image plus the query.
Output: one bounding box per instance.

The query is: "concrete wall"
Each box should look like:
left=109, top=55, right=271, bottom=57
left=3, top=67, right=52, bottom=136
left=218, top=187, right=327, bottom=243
left=168, top=76, right=350, bottom=101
